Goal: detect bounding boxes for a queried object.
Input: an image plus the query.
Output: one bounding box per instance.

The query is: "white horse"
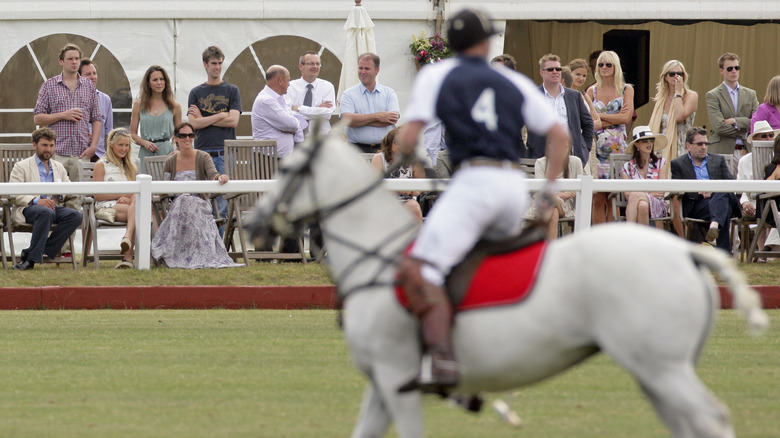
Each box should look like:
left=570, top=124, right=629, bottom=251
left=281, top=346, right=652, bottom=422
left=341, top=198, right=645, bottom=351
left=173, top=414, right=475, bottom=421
left=247, top=125, right=769, bottom=438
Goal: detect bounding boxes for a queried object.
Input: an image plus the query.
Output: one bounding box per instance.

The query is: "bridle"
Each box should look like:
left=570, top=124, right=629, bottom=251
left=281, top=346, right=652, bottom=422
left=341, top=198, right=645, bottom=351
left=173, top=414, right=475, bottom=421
left=262, top=138, right=416, bottom=299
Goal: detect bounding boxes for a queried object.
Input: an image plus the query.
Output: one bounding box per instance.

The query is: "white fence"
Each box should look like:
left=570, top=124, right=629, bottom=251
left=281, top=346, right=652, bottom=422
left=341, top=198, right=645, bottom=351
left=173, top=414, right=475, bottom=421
left=3, top=175, right=780, bottom=270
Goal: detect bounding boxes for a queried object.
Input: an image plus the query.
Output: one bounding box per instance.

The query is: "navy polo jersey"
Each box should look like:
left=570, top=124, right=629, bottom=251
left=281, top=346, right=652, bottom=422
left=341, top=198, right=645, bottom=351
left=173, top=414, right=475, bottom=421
left=406, top=56, right=557, bottom=168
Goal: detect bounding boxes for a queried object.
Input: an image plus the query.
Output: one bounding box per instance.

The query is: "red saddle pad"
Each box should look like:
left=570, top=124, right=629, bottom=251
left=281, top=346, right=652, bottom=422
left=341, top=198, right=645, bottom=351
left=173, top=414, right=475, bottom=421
left=396, top=241, right=547, bottom=312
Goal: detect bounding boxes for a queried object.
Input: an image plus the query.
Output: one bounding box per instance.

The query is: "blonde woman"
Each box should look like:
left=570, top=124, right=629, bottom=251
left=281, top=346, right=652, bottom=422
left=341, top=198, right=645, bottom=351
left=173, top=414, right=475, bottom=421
left=585, top=51, right=634, bottom=223
left=751, top=75, right=780, bottom=132
left=648, top=60, right=698, bottom=178
left=93, top=128, right=137, bottom=268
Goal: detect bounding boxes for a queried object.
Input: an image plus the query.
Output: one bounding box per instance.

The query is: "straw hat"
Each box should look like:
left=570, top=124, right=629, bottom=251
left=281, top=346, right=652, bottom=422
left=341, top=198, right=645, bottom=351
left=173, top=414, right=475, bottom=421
left=625, top=126, right=668, bottom=154
left=747, top=120, right=780, bottom=148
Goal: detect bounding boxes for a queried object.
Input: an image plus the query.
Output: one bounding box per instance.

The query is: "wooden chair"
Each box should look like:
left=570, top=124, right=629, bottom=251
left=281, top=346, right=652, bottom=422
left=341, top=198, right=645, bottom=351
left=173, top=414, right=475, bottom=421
left=143, top=155, right=171, bottom=225
left=518, top=157, right=537, bottom=174
left=0, top=144, right=76, bottom=268
left=223, top=140, right=307, bottom=264
left=747, top=141, right=780, bottom=262
left=0, top=145, right=28, bottom=268
left=609, top=154, right=673, bottom=230
left=79, top=160, right=130, bottom=268
left=523, top=157, right=573, bottom=237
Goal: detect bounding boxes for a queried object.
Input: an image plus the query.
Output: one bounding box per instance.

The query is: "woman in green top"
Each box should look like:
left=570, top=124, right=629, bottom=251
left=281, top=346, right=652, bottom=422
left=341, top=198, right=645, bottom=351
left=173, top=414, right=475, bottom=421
left=130, top=65, right=182, bottom=174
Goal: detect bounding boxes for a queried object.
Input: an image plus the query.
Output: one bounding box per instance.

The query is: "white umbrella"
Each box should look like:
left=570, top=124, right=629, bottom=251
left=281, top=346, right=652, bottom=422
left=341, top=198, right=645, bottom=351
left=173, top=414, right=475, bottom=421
left=337, top=0, right=377, bottom=104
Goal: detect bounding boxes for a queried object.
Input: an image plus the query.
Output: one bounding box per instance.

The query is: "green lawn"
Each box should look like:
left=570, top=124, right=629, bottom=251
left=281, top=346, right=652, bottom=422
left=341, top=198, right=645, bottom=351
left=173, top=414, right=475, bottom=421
left=0, top=310, right=777, bottom=437
left=0, top=259, right=778, bottom=287
left=0, top=262, right=334, bottom=287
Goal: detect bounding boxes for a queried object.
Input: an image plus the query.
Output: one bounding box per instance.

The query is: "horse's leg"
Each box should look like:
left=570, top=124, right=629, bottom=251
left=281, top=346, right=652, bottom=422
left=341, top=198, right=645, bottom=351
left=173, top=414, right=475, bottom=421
left=635, top=364, right=734, bottom=438
left=350, top=382, right=392, bottom=438
left=639, top=382, right=693, bottom=437
left=371, top=362, right=424, bottom=438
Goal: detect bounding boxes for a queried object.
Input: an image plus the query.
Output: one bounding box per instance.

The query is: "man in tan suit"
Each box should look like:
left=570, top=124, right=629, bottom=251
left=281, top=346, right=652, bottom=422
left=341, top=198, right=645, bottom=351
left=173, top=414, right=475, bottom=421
left=10, top=128, right=82, bottom=270
left=706, top=52, right=758, bottom=172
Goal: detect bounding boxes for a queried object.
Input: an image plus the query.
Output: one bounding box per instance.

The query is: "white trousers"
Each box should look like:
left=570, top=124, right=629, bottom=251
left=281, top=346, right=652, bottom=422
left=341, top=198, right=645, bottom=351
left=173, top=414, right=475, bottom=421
left=411, top=166, right=530, bottom=286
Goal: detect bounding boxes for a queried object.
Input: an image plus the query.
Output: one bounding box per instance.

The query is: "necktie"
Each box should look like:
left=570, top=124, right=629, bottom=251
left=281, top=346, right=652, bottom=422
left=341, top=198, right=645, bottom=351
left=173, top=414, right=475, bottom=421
left=303, top=83, right=313, bottom=107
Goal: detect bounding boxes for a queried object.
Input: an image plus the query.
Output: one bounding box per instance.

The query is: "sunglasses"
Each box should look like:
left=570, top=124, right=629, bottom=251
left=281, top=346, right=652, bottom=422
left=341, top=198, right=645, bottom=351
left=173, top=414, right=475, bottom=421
left=725, top=66, right=741, bottom=72
left=543, top=67, right=563, bottom=72
left=108, top=129, right=130, bottom=141
left=597, top=63, right=613, bottom=68
left=667, top=71, right=684, bottom=77
left=754, top=133, right=775, bottom=140
left=175, top=133, right=195, bottom=139
left=691, top=142, right=711, bottom=147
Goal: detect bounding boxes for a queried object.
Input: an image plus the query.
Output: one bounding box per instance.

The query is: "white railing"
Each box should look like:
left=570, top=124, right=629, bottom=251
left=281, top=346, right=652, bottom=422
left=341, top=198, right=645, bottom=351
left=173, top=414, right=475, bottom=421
left=3, top=175, right=780, bottom=270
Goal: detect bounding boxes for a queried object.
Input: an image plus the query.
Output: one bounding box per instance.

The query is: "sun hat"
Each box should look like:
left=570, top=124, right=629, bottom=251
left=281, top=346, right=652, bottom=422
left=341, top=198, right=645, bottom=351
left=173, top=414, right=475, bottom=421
left=747, top=120, right=780, bottom=148
left=625, top=125, right=668, bottom=154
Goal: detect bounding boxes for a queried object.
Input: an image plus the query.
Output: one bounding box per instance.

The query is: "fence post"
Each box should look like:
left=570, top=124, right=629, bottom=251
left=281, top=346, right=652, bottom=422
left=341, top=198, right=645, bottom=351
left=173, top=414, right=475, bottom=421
left=575, top=175, right=593, bottom=231
left=135, top=174, right=152, bottom=270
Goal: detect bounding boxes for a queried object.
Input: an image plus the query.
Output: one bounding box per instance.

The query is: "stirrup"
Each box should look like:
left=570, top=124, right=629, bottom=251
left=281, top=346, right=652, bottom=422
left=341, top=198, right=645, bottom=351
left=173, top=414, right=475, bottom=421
left=398, top=353, right=459, bottom=395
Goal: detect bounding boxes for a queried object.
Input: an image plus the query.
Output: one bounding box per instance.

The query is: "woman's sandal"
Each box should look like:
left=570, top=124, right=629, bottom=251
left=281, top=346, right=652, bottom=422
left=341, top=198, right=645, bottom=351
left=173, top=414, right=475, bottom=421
left=115, top=260, right=134, bottom=269
left=120, top=237, right=132, bottom=254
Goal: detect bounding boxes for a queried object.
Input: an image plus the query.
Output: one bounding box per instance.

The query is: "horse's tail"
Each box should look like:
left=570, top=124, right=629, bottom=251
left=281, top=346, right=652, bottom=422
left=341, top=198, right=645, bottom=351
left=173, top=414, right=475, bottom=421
left=689, top=245, right=769, bottom=335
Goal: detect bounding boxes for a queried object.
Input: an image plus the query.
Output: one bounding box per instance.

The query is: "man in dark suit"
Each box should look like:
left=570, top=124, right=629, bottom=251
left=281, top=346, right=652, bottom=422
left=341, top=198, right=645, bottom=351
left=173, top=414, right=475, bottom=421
left=527, top=53, right=593, bottom=165
left=671, top=126, right=741, bottom=253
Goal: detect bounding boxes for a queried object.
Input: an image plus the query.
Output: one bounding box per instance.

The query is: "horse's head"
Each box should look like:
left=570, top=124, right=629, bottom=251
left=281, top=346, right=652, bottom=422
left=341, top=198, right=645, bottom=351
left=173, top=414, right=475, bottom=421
left=246, top=120, right=380, bottom=248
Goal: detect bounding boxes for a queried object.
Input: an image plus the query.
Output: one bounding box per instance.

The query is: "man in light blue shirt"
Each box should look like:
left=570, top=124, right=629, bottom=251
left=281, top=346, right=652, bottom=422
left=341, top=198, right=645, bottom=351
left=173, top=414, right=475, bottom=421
left=79, top=59, right=113, bottom=159
left=339, top=52, right=400, bottom=153
left=9, top=128, right=82, bottom=270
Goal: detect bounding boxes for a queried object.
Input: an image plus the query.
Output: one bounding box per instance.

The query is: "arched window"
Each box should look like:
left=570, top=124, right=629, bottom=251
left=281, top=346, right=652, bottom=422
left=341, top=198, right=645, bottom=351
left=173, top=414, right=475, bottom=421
left=224, top=35, right=341, bottom=138
left=0, top=33, right=131, bottom=142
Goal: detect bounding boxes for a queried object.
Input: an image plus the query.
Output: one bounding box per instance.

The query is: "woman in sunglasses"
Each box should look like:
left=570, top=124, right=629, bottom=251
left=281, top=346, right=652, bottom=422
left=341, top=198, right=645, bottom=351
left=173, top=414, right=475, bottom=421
left=648, top=60, right=698, bottom=178
left=130, top=65, right=182, bottom=174
left=586, top=50, right=634, bottom=223
left=150, top=122, right=239, bottom=269
left=93, top=128, right=138, bottom=268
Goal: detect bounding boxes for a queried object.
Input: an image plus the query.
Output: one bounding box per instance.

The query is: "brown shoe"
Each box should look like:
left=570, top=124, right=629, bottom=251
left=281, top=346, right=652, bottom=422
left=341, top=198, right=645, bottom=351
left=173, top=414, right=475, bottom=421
left=705, top=226, right=719, bottom=243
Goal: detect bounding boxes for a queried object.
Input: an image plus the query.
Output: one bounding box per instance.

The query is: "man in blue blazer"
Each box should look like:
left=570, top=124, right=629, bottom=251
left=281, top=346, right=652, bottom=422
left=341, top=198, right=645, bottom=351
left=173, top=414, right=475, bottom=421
left=671, top=126, right=741, bottom=253
left=527, top=53, right=593, bottom=165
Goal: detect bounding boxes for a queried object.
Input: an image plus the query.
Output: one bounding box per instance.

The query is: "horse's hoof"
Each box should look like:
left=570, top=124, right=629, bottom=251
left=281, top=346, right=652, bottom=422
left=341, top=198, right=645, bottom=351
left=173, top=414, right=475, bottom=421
left=450, top=394, right=484, bottom=412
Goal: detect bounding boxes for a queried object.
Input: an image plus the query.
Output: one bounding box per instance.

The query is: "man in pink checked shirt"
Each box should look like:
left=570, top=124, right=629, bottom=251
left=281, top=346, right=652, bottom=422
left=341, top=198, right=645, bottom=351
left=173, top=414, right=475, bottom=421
left=33, top=43, right=101, bottom=182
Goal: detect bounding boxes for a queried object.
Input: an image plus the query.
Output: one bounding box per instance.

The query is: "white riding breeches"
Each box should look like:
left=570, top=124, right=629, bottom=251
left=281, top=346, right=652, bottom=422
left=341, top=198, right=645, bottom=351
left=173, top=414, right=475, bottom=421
left=410, top=166, right=530, bottom=286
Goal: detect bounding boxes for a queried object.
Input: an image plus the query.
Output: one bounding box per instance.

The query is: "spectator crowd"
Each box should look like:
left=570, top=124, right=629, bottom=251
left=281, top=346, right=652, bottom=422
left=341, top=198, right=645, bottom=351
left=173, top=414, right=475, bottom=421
left=11, top=40, right=780, bottom=270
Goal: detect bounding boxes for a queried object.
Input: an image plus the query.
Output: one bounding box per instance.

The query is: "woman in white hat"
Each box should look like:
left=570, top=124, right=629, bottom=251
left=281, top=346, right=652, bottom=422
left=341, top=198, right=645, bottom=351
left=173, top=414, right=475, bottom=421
left=621, top=126, right=669, bottom=225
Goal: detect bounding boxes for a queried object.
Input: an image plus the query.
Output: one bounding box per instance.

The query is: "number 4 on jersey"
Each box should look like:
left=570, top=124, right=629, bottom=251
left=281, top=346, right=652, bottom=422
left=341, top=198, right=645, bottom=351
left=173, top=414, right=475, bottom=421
left=471, top=88, right=498, bottom=131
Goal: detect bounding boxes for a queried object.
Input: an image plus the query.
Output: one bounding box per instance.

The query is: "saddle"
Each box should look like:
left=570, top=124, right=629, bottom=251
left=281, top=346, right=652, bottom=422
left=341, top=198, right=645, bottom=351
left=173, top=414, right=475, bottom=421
left=396, top=226, right=548, bottom=312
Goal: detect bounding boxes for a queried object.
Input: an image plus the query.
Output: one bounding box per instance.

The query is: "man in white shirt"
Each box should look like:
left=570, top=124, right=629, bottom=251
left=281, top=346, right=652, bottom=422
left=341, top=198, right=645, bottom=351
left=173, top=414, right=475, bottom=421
left=251, top=65, right=303, bottom=158
left=251, top=65, right=304, bottom=255
left=287, top=51, right=335, bottom=136
left=526, top=53, right=593, bottom=164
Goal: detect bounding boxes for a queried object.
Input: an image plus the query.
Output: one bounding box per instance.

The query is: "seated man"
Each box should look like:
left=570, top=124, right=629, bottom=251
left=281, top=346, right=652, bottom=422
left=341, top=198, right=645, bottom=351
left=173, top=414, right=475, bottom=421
left=738, top=121, right=780, bottom=259
left=10, top=128, right=83, bottom=270
left=671, top=126, right=741, bottom=253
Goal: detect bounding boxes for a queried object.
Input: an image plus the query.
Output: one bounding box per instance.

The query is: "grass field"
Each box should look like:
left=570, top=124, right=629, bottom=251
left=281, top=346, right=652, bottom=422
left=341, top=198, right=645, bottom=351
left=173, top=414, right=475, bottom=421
left=0, top=310, right=777, bottom=437
left=1, top=258, right=778, bottom=287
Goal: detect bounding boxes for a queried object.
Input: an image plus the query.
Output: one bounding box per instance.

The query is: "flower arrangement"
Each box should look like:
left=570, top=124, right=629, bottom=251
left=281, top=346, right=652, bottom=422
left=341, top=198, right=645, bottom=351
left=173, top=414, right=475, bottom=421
left=410, top=30, right=453, bottom=69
